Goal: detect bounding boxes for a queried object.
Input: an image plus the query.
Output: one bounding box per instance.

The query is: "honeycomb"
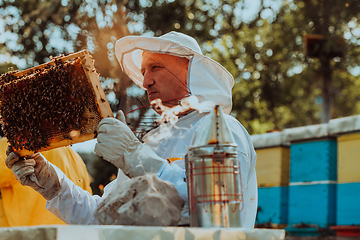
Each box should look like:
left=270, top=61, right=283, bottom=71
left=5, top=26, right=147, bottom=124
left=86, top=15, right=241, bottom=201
left=0, top=50, right=113, bottom=156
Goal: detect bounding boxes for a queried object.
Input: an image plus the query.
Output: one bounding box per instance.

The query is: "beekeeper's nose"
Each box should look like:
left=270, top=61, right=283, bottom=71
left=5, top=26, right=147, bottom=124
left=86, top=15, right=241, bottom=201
left=143, top=72, right=154, bottom=90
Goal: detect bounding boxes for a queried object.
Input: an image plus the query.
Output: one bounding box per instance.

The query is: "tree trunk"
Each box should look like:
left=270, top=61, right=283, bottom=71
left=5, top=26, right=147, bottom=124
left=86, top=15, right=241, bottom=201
left=320, top=57, right=332, bottom=123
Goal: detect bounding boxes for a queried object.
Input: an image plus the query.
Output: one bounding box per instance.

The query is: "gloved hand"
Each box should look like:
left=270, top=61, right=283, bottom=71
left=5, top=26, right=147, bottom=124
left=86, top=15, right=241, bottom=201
left=5, top=147, right=61, bottom=200
left=94, top=110, right=166, bottom=178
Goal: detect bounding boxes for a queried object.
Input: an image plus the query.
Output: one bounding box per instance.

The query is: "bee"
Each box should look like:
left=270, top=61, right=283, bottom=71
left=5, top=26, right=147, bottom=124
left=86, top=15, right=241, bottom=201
left=0, top=52, right=103, bottom=152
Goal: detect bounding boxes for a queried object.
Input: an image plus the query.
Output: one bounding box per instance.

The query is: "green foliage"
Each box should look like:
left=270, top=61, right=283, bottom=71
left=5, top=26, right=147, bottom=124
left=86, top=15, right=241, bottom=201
left=0, top=63, right=18, bottom=75
left=125, top=0, right=360, bottom=134
left=77, top=151, right=118, bottom=196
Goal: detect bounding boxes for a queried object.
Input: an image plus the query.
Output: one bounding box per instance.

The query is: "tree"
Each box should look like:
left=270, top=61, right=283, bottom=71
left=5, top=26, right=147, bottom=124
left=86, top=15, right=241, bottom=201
left=0, top=0, right=137, bottom=112
left=295, top=0, right=360, bottom=123
left=124, top=0, right=360, bottom=134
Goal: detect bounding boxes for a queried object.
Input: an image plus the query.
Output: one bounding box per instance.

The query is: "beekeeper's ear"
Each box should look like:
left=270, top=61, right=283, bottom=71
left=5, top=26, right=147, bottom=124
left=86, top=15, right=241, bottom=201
left=115, top=110, right=126, bottom=123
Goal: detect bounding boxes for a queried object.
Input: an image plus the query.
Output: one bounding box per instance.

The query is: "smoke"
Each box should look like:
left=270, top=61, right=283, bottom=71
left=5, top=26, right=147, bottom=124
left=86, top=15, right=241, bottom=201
left=146, top=95, right=215, bottom=143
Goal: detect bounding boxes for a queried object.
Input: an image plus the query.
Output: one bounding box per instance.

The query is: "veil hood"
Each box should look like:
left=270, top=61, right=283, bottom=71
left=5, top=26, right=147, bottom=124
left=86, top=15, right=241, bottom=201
left=115, top=31, right=234, bottom=114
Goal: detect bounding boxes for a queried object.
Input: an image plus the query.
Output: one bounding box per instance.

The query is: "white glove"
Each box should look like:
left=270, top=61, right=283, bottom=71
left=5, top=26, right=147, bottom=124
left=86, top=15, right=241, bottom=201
left=5, top=147, right=61, bottom=200
left=94, top=110, right=166, bottom=178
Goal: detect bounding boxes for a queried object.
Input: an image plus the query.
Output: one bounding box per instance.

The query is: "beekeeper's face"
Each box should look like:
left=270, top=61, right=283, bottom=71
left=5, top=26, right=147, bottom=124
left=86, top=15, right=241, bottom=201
left=141, top=52, right=189, bottom=109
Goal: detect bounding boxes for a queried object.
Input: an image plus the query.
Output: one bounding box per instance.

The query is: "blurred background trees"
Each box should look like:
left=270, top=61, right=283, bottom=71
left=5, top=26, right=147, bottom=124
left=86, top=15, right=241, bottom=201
left=125, top=0, right=360, bottom=133
left=2, top=0, right=360, bottom=134
left=1, top=0, right=360, bottom=193
left=0, top=0, right=151, bottom=129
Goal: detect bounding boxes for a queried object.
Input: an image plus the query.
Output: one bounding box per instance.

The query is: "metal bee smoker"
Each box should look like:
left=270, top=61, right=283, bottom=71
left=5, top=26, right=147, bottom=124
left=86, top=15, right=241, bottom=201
left=185, top=105, right=244, bottom=227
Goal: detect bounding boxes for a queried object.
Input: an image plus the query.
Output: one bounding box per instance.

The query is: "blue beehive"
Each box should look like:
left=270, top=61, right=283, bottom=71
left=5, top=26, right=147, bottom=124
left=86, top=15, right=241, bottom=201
left=251, top=131, right=290, bottom=227
left=288, top=183, right=336, bottom=228
left=256, top=186, right=288, bottom=225
left=290, top=139, right=337, bottom=182
left=287, top=138, right=337, bottom=233
left=337, top=182, right=360, bottom=225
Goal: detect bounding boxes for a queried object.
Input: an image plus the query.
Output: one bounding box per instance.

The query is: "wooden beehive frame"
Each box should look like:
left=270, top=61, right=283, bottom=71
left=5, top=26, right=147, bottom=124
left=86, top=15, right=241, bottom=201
left=11, top=50, right=113, bottom=156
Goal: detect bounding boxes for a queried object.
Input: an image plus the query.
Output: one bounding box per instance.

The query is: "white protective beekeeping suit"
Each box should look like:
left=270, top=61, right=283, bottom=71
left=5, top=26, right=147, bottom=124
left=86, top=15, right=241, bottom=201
left=46, top=32, right=257, bottom=227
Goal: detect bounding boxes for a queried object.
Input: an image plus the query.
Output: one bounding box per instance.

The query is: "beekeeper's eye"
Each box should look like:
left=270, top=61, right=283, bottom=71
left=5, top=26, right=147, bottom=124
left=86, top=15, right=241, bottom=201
left=151, top=65, right=162, bottom=71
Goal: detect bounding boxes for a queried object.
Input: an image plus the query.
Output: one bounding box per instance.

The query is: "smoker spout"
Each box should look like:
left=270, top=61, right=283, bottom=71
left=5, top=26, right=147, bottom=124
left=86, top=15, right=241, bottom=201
left=191, top=105, right=236, bottom=147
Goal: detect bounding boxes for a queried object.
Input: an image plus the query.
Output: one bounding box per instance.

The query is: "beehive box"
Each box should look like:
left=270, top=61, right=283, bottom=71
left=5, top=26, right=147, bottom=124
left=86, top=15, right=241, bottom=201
left=256, top=146, right=290, bottom=188
left=288, top=183, right=336, bottom=228
left=290, top=139, right=337, bottom=183
left=336, top=182, right=360, bottom=225
left=0, top=50, right=113, bottom=156
left=285, top=226, right=325, bottom=237
left=288, top=138, right=337, bottom=231
left=337, top=132, right=360, bottom=183
left=251, top=132, right=290, bottom=227
left=256, top=186, right=288, bottom=226
left=329, top=117, right=360, bottom=230
left=336, top=133, right=360, bottom=226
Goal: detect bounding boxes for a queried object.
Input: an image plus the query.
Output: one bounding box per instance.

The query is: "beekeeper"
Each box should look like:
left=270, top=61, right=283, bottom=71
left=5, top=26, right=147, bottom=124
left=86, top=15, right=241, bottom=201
left=5, top=32, right=257, bottom=227
left=0, top=137, right=92, bottom=226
